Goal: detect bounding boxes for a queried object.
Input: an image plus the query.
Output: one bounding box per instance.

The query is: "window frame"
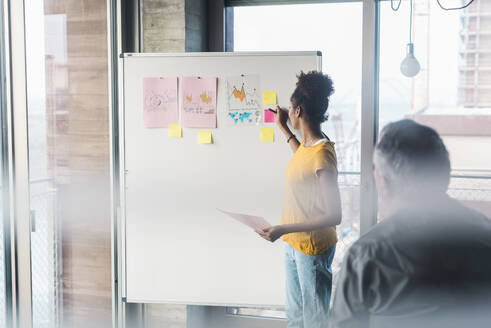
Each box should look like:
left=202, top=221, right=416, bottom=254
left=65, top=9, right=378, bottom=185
left=0, top=0, right=13, bottom=326
left=226, top=0, right=362, bottom=7
left=3, top=0, right=32, bottom=327
left=227, top=0, right=380, bottom=234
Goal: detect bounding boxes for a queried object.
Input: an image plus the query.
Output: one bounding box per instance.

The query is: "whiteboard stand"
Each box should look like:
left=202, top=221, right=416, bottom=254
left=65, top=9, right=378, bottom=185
left=186, top=305, right=286, bottom=328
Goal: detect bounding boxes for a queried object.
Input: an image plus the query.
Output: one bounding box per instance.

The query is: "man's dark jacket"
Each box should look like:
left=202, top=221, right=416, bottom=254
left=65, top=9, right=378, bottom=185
left=330, top=196, right=491, bottom=328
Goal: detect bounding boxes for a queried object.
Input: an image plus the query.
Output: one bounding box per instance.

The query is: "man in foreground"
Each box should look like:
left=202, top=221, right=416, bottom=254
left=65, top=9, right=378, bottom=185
left=330, top=119, right=491, bottom=328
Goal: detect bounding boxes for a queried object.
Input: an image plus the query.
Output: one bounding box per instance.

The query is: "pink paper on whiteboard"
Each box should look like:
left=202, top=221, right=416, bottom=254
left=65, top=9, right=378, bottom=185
left=142, top=77, right=178, bottom=128
left=181, top=76, right=217, bottom=128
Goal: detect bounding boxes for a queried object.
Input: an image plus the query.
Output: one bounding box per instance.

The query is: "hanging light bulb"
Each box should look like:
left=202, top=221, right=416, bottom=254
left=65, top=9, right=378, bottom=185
left=400, top=43, right=421, bottom=78
left=398, top=0, right=420, bottom=78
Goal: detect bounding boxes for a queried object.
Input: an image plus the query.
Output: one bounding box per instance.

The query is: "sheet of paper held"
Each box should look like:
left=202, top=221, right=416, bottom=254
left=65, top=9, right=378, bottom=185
left=218, top=209, right=272, bottom=232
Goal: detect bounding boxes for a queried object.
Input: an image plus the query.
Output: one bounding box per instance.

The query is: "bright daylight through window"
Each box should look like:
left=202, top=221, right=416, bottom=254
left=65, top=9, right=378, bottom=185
left=380, top=0, right=491, bottom=222
left=235, top=2, right=363, bottom=278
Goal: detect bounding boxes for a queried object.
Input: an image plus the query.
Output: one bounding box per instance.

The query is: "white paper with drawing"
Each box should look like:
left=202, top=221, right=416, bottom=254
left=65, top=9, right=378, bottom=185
left=226, top=75, right=262, bottom=125
left=218, top=209, right=272, bottom=231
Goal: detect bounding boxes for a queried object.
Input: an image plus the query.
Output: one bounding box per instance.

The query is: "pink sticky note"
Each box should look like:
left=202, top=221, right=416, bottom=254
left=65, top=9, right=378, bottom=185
left=142, top=77, right=178, bottom=128
left=181, top=76, right=217, bottom=128
left=264, top=109, right=275, bottom=123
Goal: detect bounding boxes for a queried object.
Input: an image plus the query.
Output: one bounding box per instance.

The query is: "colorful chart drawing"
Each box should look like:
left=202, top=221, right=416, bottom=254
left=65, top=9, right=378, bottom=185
left=232, top=85, right=246, bottom=102
left=227, top=75, right=261, bottom=111
left=228, top=112, right=252, bottom=124
left=200, top=92, right=213, bottom=104
left=142, top=77, right=178, bottom=128
left=227, top=110, right=262, bottom=125
left=181, top=76, right=217, bottom=128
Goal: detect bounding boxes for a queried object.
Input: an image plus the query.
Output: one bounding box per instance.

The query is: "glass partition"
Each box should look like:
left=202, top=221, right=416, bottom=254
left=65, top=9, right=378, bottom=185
left=24, top=0, right=112, bottom=327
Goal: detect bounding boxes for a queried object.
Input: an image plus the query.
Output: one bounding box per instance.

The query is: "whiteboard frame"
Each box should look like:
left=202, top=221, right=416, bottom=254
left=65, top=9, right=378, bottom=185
left=121, top=51, right=323, bottom=59
left=117, top=51, right=322, bottom=307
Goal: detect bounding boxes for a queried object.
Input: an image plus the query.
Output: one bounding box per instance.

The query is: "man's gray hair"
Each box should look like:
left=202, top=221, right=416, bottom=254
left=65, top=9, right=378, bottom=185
left=373, top=119, right=451, bottom=197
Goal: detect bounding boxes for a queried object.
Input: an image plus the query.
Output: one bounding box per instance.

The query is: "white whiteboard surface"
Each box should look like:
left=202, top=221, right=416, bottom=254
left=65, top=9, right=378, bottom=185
left=121, top=52, right=321, bottom=306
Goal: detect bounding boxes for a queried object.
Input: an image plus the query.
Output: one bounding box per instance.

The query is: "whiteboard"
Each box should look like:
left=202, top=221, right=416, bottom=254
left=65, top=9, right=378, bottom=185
left=121, top=52, right=322, bottom=306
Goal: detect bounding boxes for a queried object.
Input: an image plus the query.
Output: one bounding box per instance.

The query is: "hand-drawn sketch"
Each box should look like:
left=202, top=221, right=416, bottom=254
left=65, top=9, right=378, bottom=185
left=228, top=110, right=263, bottom=125
left=181, top=76, right=217, bottom=128
left=142, top=77, right=178, bottom=128
left=226, top=75, right=262, bottom=125
left=227, top=75, right=261, bottom=111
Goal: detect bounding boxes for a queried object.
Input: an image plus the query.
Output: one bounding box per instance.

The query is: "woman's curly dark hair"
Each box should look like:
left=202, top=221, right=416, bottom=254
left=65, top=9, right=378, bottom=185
left=290, top=71, right=334, bottom=125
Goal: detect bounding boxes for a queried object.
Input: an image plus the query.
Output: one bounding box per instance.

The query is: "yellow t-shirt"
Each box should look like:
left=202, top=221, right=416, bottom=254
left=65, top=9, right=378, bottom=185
left=280, top=140, right=338, bottom=255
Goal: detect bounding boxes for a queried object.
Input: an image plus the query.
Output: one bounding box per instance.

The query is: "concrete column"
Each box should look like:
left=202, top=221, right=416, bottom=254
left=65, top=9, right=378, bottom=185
left=142, top=0, right=226, bottom=52
left=143, top=0, right=186, bottom=52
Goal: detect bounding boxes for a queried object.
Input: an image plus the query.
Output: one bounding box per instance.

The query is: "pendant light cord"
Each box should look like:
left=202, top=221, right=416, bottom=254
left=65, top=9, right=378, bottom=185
left=409, top=0, right=413, bottom=44
left=391, top=0, right=402, bottom=11
left=392, top=0, right=476, bottom=12
left=391, top=0, right=477, bottom=43
left=436, top=0, right=475, bottom=11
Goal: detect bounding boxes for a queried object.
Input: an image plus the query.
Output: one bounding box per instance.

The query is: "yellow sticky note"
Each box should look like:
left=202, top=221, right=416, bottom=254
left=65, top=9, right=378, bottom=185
left=263, top=91, right=277, bottom=105
left=168, top=124, right=182, bottom=138
left=198, top=130, right=213, bottom=144
left=260, top=128, right=274, bottom=142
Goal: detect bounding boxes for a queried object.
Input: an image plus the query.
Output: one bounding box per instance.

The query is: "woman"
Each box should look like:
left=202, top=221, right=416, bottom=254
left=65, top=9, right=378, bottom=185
left=258, top=71, right=342, bottom=328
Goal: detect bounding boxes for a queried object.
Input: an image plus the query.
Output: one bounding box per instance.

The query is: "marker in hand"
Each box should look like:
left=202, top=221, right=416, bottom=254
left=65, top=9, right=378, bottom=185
left=267, top=108, right=278, bottom=114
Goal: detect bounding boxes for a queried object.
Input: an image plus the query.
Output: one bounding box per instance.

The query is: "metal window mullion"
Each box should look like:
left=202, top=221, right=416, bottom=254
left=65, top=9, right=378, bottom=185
left=138, top=0, right=143, bottom=52
left=7, top=0, right=33, bottom=326
left=107, top=0, right=124, bottom=327
left=0, top=0, right=14, bottom=326
left=360, top=0, right=380, bottom=234
left=225, top=0, right=362, bottom=7
left=5, top=0, right=33, bottom=326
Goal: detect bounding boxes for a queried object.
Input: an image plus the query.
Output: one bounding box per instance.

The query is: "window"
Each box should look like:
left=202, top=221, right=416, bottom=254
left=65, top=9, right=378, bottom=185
left=379, top=0, right=491, bottom=220
left=234, top=2, right=363, bottom=277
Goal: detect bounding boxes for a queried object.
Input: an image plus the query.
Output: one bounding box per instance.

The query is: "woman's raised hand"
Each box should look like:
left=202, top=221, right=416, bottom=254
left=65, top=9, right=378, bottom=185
left=274, top=106, right=289, bottom=128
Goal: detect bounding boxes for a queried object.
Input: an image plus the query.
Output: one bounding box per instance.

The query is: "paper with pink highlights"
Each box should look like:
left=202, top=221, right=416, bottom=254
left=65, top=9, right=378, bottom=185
left=218, top=209, right=272, bottom=232
left=181, top=76, right=217, bottom=128
left=142, top=77, right=178, bottom=128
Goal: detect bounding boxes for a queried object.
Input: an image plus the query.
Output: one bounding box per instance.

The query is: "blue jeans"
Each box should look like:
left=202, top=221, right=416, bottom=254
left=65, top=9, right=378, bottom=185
left=285, top=243, right=336, bottom=328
